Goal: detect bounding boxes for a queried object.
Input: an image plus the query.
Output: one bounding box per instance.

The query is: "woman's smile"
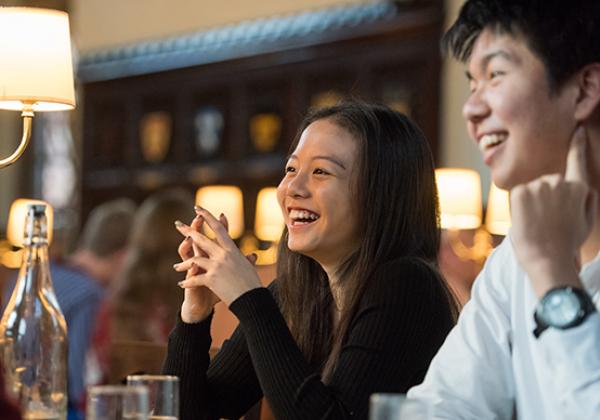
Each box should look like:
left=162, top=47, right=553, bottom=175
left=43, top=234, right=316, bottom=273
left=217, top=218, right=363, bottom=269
left=277, top=118, right=360, bottom=268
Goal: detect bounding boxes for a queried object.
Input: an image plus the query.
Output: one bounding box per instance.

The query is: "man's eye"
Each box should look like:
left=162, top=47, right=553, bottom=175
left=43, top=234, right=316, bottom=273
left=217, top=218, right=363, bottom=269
left=489, top=70, right=504, bottom=79
left=313, top=168, right=328, bottom=175
left=285, top=166, right=295, bottom=173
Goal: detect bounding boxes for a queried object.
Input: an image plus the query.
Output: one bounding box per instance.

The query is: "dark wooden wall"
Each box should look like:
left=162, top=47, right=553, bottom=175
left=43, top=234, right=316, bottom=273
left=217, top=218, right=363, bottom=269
left=79, top=1, right=445, bottom=230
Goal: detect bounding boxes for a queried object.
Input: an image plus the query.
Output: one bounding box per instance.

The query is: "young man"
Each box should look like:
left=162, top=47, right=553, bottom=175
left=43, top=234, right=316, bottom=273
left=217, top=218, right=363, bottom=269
left=408, top=1, right=600, bottom=419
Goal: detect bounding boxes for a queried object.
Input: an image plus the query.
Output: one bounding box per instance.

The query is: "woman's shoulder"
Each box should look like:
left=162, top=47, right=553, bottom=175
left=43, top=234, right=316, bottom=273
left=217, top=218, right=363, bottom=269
left=374, top=256, right=440, bottom=281
left=365, top=257, right=445, bottom=302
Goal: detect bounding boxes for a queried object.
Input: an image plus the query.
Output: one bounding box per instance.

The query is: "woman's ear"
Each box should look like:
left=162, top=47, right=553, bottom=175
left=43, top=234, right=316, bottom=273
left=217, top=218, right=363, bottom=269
left=574, top=63, right=600, bottom=122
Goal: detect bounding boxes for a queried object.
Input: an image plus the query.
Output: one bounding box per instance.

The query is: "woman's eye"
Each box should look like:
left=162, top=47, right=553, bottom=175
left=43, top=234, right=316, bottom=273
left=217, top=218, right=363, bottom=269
left=313, top=168, right=328, bottom=175
left=285, top=166, right=295, bottom=174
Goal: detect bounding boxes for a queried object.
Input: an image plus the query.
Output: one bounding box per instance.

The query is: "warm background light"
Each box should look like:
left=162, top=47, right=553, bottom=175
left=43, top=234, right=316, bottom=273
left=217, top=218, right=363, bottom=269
left=435, top=168, right=482, bottom=230
left=7, top=199, right=54, bottom=247
left=0, top=7, right=75, bottom=111
left=195, top=185, right=244, bottom=239
left=485, top=183, right=511, bottom=236
left=254, top=187, right=284, bottom=242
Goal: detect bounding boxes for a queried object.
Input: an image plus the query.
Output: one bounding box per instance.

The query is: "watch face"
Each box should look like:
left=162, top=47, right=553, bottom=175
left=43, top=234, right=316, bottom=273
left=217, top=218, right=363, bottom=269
left=540, top=289, right=582, bottom=328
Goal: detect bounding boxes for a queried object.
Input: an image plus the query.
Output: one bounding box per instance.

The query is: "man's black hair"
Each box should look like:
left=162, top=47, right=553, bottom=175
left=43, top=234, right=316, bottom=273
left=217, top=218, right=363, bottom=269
left=443, top=0, right=600, bottom=91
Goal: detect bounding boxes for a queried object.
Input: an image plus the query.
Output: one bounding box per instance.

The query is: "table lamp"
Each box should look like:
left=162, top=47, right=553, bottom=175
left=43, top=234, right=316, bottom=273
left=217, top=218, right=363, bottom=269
left=195, top=185, right=244, bottom=239
left=0, top=7, right=75, bottom=169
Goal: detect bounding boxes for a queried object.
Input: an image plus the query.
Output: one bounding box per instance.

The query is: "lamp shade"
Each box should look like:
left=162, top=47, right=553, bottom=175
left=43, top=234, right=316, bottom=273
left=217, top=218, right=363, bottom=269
left=195, top=185, right=244, bottom=239
left=485, top=182, right=511, bottom=235
left=0, top=7, right=75, bottom=112
left=254, top=187, right=284, bottom=242
left=7, top=198, right=54, bottom=247
left=435, top=168, right=482, bottom=230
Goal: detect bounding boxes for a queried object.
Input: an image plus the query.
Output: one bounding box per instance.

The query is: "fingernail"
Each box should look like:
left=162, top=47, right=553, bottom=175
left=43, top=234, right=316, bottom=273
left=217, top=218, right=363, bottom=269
left=173, top=263, right=180, bottom=269
left=194, top=205, right=204, bottom=213
left=177, top=281, right=186, bottom=288
left=174, top=220, right=185, bottom=228
left=219, top=213, right=225, bottom=219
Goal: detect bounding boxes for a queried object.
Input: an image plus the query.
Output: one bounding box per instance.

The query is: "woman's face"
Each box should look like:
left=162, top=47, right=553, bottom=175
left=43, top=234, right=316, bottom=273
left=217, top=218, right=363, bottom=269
left=277, top=118, right=361, bottom=268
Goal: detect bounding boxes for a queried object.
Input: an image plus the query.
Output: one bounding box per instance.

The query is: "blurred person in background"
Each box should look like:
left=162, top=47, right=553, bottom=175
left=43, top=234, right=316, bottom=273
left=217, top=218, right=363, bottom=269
left=89, top=189, right=194, bottom=384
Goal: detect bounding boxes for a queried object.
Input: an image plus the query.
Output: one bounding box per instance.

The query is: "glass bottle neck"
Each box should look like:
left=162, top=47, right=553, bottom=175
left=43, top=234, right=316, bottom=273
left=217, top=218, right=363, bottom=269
left=19, top=244, right=51, bottom=293
left=16, top=207, right=52, bottom=297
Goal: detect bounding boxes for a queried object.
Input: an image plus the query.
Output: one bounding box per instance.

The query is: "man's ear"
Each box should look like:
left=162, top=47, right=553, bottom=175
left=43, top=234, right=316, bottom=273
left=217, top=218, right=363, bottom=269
left=574, top=63, right=600, bottom=122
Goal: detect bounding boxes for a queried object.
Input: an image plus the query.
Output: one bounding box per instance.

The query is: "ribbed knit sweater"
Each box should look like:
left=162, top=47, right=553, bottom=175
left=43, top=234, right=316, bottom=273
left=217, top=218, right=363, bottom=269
left=163, top=258, right=455, bottom=420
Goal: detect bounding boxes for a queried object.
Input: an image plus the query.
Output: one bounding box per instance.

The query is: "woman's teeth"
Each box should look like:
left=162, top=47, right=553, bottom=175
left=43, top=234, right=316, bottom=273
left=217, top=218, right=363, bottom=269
left=479, top=133, right=507, bottom=152
left=289, top=209, right=320, bottom=225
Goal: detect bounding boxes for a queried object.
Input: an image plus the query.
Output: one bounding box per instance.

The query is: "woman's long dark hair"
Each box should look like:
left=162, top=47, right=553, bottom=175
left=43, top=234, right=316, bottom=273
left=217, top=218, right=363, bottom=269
left=276, top=101, right=458, bottom=381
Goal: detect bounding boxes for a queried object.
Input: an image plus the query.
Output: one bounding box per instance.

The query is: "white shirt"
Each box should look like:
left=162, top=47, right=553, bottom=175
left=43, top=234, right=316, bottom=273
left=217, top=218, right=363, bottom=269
left=408, top=235, right=600, bottom=420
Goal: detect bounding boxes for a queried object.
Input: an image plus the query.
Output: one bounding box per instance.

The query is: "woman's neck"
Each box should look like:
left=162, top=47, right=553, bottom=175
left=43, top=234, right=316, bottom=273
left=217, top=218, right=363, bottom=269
left=322, top=263, right=344, bottom=312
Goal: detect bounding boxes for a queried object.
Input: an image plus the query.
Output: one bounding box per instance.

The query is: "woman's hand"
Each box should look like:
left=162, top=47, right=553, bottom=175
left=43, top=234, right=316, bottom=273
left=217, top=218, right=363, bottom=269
left=177, top=214, right=220, bottom=323
left=174, top=207, right=262, bottom=306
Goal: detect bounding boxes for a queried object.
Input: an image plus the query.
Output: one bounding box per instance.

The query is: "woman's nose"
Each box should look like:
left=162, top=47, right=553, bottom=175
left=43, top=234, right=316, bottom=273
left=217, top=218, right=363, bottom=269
left=286, top=171, right=309, bottom=198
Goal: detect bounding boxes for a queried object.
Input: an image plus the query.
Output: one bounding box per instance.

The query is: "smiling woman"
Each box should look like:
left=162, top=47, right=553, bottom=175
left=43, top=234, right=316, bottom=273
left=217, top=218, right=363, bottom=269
left=164, top=101, right=458, bottom=420
left=277, top=119, right=360, bottom=270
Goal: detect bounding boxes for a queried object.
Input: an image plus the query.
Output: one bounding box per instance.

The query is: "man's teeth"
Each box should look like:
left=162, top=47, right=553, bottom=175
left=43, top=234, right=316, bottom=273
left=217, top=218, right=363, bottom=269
left=479, top=133, right=507, bottom=151
left=289, top=209, right=320, bottom=224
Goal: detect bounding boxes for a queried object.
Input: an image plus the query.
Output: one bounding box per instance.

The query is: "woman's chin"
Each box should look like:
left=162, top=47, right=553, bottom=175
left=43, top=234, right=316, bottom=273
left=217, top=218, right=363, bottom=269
left=287, top=242, right=316, bottom=259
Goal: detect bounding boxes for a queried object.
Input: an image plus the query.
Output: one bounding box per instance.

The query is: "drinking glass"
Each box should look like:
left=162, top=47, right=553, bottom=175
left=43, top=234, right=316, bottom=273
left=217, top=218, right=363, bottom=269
left=127, top=374, right=180, bottom=420
left=87, top=385, right=149, bottom=420
left=369, top=393, right=430, bottom=420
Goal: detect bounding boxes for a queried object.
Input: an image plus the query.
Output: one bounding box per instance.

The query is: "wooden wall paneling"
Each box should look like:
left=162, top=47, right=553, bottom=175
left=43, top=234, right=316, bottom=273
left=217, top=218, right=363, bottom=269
left=79, top=1, right=445, bottom=228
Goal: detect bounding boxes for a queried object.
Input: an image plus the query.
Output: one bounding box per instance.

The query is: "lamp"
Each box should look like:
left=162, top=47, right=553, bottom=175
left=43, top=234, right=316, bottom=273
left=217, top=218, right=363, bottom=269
left=436, top=169, right=482, bottom=230
left=254, top=187, right=284, bottom=242
left=0, top=7, right=75, bottom=168
left=0, top=198, right=54, bottom=268
left=252, top=187, right=284, bottom=265
left=435, top=168, right=511, bottom=263
left=194, top=185, right=284, bottom=265
left=485, top=183, right=511, bottom=236
left=195, top=185, right=244, bottom=239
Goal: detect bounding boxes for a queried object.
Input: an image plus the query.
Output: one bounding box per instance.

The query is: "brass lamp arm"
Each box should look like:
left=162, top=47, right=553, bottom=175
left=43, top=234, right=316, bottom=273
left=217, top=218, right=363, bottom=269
left=447, top=227, right=493, bottom=264
left=0, top=108, right=34, bottom=169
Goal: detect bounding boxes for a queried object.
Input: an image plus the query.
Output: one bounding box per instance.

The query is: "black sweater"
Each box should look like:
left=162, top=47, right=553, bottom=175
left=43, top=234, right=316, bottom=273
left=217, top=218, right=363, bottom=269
left=163, top=258, right=455, bottom=420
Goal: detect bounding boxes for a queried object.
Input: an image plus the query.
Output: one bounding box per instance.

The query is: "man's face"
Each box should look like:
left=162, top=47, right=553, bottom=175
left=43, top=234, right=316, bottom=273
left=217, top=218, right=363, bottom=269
left=463, top=28, right=577, bottom=189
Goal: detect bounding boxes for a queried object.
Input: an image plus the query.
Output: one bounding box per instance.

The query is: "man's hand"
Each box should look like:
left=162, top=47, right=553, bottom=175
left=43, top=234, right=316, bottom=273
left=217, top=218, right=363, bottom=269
left=510, top=126, right=598, bottom=298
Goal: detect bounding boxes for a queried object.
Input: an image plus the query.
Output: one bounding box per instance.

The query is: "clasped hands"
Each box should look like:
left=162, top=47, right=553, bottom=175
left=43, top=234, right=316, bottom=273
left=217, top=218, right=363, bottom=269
left=173, top=206, right=262, bottom=323
left=510, top=126, right=598, bottom=298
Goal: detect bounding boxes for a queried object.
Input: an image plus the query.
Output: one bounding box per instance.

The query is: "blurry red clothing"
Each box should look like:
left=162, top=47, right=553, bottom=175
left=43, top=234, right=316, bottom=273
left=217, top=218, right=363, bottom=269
left=86, top=299, right=173, bottom=386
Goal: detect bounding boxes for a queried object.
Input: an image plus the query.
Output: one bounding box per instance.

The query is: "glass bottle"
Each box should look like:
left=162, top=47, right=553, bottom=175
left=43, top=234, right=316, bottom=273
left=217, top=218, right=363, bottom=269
left=0, top=204, right=67, bottom=420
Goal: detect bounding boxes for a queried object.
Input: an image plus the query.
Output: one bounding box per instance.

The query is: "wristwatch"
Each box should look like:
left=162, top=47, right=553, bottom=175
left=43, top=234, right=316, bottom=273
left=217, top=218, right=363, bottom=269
left=533, top=286, right=597, bottom=338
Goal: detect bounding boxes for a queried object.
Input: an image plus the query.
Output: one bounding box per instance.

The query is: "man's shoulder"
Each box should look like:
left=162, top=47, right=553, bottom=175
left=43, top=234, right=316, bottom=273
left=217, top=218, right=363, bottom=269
left=476, top=234, right=522, bottom=284
left=466, top=233, right=529, bottom=311
left=50, top=262, right=104, bottom=297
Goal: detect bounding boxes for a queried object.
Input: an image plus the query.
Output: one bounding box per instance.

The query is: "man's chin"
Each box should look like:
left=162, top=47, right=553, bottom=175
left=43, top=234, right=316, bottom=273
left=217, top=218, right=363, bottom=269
left=490, top=170, right=517, bottom=191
